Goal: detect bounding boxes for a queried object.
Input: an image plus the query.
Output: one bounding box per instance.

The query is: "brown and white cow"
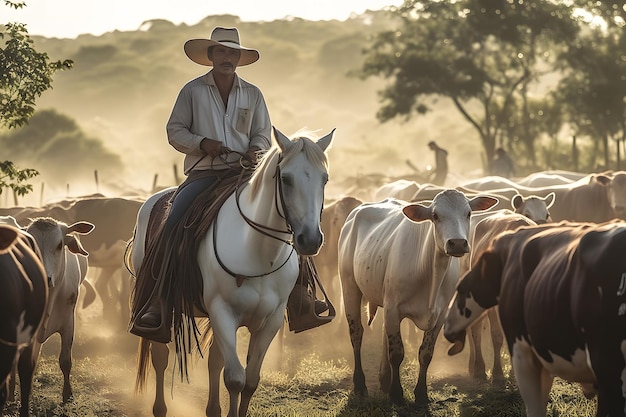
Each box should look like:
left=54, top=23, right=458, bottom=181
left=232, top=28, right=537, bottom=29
left=461, top=210, right=537, bottom=383
left=24, top=217, right=94, bottom=402
left=0, top=224, right=48, bottom=417
left=445, top=221, right=626, bottom=417
left=338, top=190, right=497, bottom=405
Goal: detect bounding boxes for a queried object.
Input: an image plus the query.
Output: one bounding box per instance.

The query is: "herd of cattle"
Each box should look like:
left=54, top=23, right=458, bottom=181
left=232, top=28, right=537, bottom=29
left=0, top=168, right=625, bottom=416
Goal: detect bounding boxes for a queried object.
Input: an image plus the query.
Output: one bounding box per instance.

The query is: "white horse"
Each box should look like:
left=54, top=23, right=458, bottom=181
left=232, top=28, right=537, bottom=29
left=128, top=126, right=335, bottom=417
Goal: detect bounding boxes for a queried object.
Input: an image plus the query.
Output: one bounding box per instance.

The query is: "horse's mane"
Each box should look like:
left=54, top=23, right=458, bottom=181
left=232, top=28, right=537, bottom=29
left=248, top=131, right=329, bottom=198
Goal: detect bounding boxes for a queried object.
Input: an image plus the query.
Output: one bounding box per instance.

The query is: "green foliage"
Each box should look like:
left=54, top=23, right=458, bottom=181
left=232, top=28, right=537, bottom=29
left=1, top=0, right=73, bottom=198
left=0, top=159, right=38, bottom=196
left=0, top=20, right=73, bottom=129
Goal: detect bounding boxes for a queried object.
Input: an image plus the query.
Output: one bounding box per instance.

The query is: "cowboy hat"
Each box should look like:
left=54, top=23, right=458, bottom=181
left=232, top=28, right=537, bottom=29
left=184, top=26, right=259, bottom=66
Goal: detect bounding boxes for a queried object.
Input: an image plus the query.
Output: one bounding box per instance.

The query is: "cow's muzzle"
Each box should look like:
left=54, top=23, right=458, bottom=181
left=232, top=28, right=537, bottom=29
left=444, top=329, right=466, bottom=356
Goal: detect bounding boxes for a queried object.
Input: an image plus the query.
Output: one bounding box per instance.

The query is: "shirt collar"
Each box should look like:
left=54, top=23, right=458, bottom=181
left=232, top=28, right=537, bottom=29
left=204, top=70, right=241, bottom=89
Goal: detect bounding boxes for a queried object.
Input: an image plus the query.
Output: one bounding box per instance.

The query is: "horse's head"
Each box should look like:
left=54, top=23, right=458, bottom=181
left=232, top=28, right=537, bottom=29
left=274, top=127, right=334, bottom=256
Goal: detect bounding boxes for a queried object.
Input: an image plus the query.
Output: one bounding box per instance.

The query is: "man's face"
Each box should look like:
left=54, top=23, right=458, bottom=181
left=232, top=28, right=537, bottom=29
left=211, top=46, right=241, bottom=76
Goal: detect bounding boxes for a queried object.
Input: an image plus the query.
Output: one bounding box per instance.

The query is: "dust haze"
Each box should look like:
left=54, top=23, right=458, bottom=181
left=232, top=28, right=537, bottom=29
left=2, top=13, right=484, bottom=207
left=2, top=13, right=488, bottom=416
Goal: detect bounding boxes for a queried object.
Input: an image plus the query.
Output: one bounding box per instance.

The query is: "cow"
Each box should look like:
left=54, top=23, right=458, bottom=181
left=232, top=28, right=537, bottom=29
left=23, top=217, right=94, bottom=402
left=515, top=172, right=576, bottom=187
left=444, top=221, right=626, bottom=417
left=460, top=210, right=537, bottom=383
left=0, top=196, right=144, bottom=324
left=373, top=179, right=421, bottom=201
left=338, top=190, right=497, bottom=405
left=316, top=196, right=363, bottom=327
left=462, top=172, right=626, bottom=223
left=0, top=224, right=48, bottom=417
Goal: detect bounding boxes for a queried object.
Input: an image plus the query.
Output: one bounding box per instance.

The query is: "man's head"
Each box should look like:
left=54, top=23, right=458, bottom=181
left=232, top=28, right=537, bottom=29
left=428, top=141, right=437, bottom=150
left=184, top=27, right=259, bottom=67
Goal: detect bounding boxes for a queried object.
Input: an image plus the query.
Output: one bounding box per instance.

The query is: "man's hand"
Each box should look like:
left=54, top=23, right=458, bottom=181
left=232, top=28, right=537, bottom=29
left=244, top=146, right=262, bottom=164
left=201, top=138, right=231, bottom=158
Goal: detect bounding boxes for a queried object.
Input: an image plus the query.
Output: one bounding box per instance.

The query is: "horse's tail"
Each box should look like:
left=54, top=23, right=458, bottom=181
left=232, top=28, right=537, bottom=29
left=135, top=337, right=151, bottom=393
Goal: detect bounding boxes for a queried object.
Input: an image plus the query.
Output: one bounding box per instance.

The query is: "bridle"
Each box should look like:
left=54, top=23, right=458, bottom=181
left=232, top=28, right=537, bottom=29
left=212, top=155, right=299, bottom=286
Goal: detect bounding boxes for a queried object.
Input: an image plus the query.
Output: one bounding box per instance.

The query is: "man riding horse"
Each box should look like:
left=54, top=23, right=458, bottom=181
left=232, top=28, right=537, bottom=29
left=129, top=26, right=331, bottom=343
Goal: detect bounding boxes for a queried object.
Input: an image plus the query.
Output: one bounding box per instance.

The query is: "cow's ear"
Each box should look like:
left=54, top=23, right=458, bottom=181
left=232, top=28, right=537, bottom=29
left=67, top=221, right=95, bottom=235
left=544, top=192, right=555, bottom=208
left=402, top=203, right=431, bottom=223
left=469, top=195, right=499, bottom=212
left=594, top=174, right=611, bottom=186
left=511, top=194, right=523, bottom=210
left=65, top=235, right=89, bottom=256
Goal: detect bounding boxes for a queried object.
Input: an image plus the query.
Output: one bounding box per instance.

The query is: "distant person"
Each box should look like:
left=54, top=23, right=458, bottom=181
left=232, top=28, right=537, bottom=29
left=427, top=141, right=448, bottom=186
left=491, top=147, right=515, bottom=178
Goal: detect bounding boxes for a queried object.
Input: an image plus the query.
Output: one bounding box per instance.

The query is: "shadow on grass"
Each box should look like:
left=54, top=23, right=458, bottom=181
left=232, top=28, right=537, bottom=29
left=334, top=374, right=525, bottom=417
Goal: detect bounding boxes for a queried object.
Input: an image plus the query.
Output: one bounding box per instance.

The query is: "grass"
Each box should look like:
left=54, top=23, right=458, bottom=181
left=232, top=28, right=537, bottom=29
left=0, top=316, right=599, bottom=417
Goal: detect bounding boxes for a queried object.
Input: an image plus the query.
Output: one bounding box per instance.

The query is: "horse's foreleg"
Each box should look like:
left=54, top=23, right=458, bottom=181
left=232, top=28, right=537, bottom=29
left=151, top=342, right=169, bottom=417
left=206, top=340, right=223, bottom=417
left=212, top=318, right=244, bottom=417
left=239, top=312, right=285, bottom=417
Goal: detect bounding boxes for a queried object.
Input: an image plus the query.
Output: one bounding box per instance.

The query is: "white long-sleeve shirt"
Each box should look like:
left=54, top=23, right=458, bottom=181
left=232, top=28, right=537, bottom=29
left=166, top=70, right=272, bottom=174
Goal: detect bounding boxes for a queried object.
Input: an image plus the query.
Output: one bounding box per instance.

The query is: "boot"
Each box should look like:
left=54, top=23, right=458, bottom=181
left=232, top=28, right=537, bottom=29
left=286, top=257, right=334, bottom=333
left=129, top=297, right=172, bottom=344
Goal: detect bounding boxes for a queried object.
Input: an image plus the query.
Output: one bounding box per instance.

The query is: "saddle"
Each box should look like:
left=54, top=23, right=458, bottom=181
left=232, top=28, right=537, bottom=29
left=129, top=166, right=336, bottom=344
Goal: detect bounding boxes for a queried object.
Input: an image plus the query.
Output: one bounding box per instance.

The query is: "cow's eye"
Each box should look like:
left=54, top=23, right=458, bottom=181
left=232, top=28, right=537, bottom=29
left=432, top=212, right=439, bottom=221
left=57, top=242, right=63, bottom=251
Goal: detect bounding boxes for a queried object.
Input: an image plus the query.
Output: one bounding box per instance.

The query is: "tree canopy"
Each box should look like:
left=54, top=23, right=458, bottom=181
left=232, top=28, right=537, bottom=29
left=0, top=0, right=72, bottom=197
left=359, top=0, right=625, bottom=172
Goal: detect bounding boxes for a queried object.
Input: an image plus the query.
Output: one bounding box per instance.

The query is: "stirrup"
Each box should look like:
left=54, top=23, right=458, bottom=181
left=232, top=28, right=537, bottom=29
left=286, top=285, right=335, bottom=333
left=129, top=299, right=172, bottom=344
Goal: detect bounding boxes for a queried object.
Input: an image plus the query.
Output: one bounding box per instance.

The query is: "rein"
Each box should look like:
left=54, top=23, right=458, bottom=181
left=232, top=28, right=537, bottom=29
left=212, top=156, right=296, bottom=286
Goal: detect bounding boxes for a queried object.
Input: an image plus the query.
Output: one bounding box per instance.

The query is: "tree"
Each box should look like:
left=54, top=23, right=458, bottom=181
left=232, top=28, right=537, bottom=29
left=357, top=0, right=578, bottom=169
left=0, top=0, right=72, bottom=197
left=556, top=10, right=626, bottom=170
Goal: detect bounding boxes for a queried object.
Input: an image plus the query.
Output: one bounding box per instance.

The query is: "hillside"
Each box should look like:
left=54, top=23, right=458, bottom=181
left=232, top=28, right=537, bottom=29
left=9, top=11, right=480, bottom=204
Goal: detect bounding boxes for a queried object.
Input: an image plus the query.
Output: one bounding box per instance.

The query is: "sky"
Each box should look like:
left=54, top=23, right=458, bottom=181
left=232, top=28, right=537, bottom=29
left=3, top=0, right=404, bottom=39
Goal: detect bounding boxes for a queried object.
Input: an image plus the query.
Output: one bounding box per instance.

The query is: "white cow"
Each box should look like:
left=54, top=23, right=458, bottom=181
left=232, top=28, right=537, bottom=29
left=373, top=179, right=421, bottom=201
left=23, top=217, right=94, bottom=402
left=338, top=190, right=497, bottom=405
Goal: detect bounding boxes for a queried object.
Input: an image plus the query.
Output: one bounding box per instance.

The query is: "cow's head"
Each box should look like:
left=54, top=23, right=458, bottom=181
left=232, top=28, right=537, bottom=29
left=512, top=193, right=554, bottom=224
left=402, top=190, right=498, bottom=257
left=26, top=217, right=94, bottom=288
left=444, top=250, right=503, bottom=355
left=603, top=172, right=626, bottom=218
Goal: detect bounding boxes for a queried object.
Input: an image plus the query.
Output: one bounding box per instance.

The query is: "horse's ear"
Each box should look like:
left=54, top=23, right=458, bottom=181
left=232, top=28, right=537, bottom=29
left=317, top=128, right=335, bottom=152
left=273, top=126, right=292, bottom=151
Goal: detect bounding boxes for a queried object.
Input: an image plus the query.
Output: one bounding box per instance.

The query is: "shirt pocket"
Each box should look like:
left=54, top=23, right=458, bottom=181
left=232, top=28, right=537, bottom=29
left=235, top=107, right=251, bottom=134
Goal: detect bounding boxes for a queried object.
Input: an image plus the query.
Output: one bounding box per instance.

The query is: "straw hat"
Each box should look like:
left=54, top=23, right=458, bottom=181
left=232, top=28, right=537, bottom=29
left=184, top=27, right=259, bottom=66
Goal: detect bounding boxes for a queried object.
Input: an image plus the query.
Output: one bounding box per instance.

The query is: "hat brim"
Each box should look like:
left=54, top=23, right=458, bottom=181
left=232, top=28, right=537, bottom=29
left=184, top=39, right=259, bottom=66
